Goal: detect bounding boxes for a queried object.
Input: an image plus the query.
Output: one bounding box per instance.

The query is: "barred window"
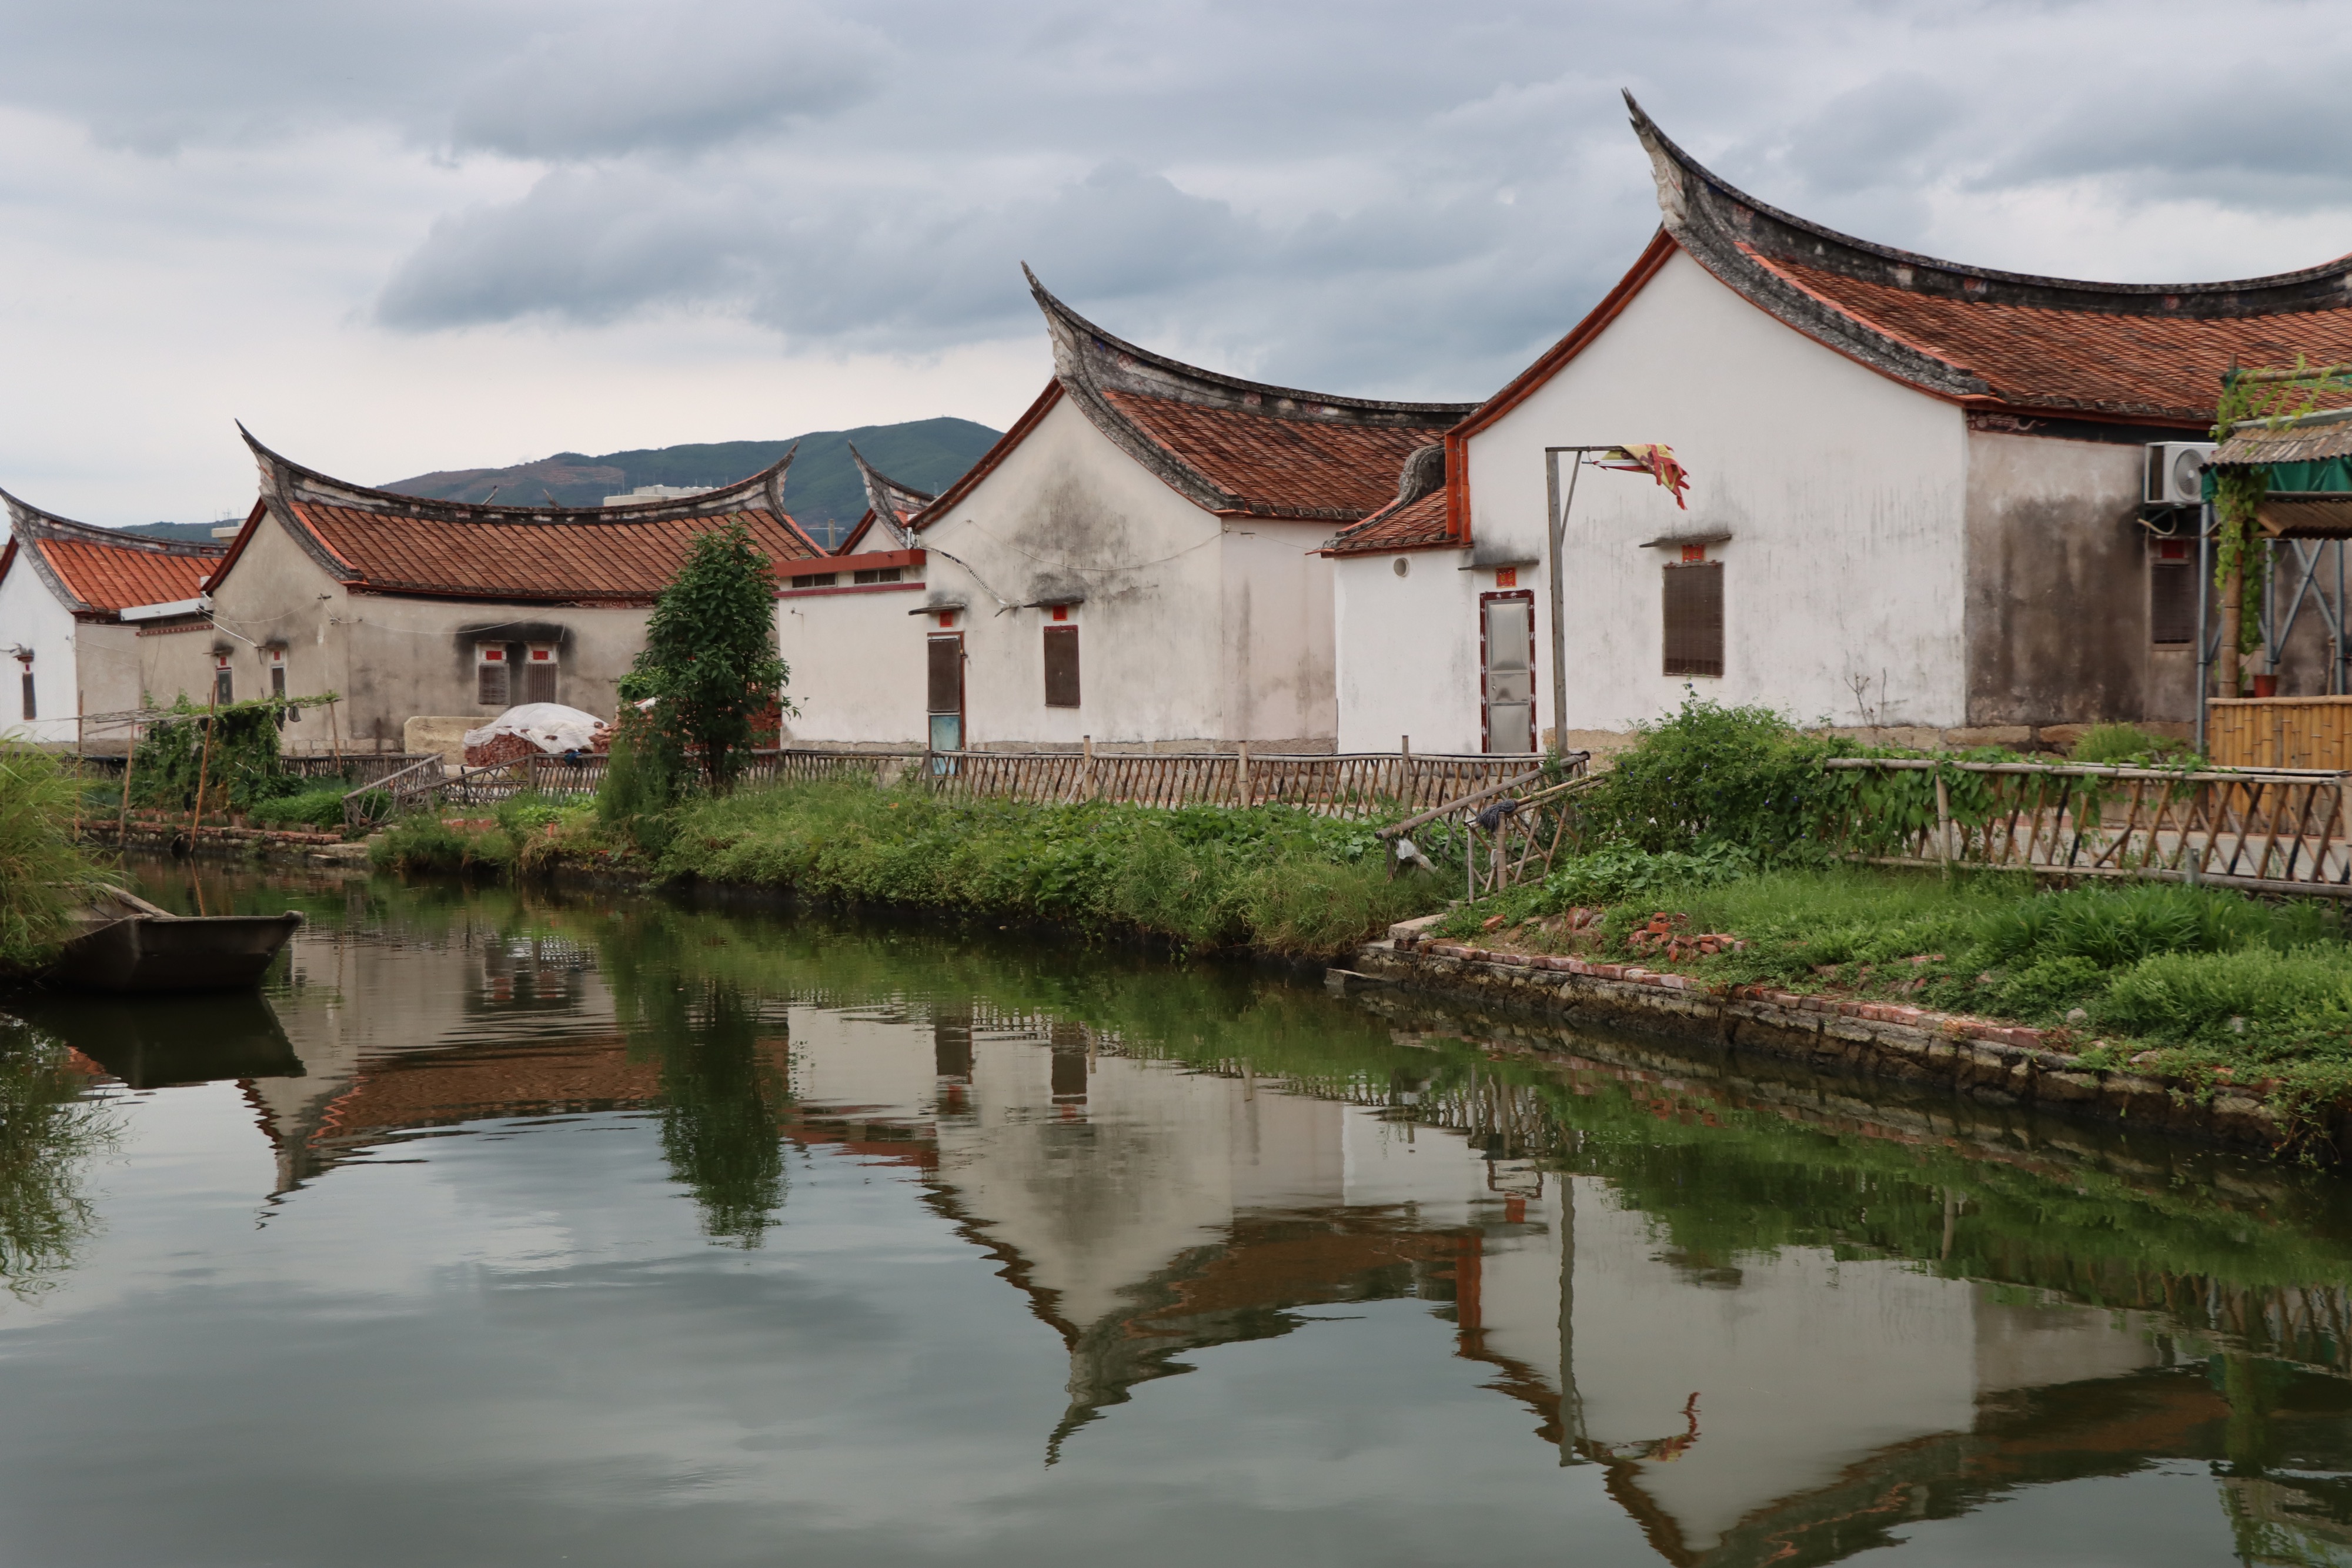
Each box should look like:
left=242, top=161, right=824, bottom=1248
left=476, top=644, right=509, bottom=706
left=851, top=567, right=902, bottom=585
left=1662, top=561, right=1723, bottom=677
left=523, top=643, right=557, bottom=704
left=18, top=670, right=32, bottom=722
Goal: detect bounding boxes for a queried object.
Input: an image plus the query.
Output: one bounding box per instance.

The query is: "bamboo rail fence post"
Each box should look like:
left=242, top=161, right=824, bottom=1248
left=1237, top=741, right=1251, bottom=808
left=1082, top=736, right=1094, bottom=802
left=1933, top=768, right=1953, bottom=878
left=188, top=689, right=218, bottom=851
left=116, top=717, right=137, bottom=845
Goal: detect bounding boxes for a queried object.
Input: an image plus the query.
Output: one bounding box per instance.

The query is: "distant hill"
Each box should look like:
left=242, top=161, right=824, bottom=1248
left=379, top=417, right=1001, bottom=548
left=118, top=521, right=236, bottom=544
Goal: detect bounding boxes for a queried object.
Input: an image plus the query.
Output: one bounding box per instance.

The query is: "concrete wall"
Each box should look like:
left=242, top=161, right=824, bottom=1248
left=0, top=560, right=80, bottom=744
left=1459, top=249, right=1973, bottom=738
left=776, top=582, right=931, bottom=747
left=918, top=395, right=1327, bottom=749
left=1963, top=430, right=2190, bottom=727
left=208, top=514, right=650, bottom=751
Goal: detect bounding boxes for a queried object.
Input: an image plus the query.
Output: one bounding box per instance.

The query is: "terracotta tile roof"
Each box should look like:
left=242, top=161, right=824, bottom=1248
left=1621, top=93, right=2352, bottom=428
left=1018, top=268, right=1475, bottom=523
left=1101, top=390, right=1448, bottom=519
left=223, top=428, right=824, bottom=604
left=1758, top=252, right=2352, bottom=424
left=280, top=501, right=821, bottom=603
left=0, top=491, right=224, bottom=618
left=1322, top=489, right=1451, bottom=556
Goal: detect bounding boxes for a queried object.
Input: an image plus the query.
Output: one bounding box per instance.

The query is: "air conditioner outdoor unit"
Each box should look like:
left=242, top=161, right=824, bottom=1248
left=2145, top=442, right=2216, bottom=507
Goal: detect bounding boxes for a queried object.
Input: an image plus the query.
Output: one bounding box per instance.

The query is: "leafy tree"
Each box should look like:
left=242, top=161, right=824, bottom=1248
left=617, top=520, right=792, bottom=800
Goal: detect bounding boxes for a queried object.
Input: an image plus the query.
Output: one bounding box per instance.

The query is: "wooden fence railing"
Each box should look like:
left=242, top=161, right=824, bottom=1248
left=286, top=754, right=440, bottom=785
left=1825, top=757, right=2352, bottom=893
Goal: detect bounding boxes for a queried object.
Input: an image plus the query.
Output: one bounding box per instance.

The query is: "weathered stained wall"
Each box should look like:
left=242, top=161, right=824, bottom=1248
left=1963, top=431, right=2187, bottom=726
left=1335, top=247, right=1981, bottom=754
left=207, top=513, right=650, bottom=750
left=776, top=581, right=931, bottom=746
left=1218, top=523, right=1337, bottom=750
left=917, top=396, right=1299, bottom=748
left=1464, top=249, right=1973, bottom=735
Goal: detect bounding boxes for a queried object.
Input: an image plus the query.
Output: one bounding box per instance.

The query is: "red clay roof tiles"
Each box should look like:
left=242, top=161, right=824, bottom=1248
left=1322, top=490, right=1451, bottom=556
left=35, top=535, right=219, bottom=613
left=1102, top=391, right=1448, bottom=520
left=283, top=502, right=822, bottom=603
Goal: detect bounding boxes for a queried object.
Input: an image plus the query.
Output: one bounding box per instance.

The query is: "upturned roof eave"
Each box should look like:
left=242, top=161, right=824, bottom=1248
left=236, top=424, right=808, bottom=531
left=0, top=486, right=228, bottom=617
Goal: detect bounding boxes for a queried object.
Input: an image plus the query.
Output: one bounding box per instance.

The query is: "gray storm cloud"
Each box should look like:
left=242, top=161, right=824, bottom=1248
left=4, top=0, right=2352, bottom=410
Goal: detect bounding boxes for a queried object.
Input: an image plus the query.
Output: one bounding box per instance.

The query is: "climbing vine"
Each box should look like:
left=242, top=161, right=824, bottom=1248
left=2210, top=359, right=2352, bottom=678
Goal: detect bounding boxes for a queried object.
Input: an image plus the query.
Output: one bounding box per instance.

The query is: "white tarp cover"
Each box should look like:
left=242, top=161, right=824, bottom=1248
left=463, top=704, right=610, bottom=755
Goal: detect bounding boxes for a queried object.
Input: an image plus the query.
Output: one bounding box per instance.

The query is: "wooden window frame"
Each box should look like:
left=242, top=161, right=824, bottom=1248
left=523, top=642, right=559, bottom=704
left=1478, top=589, right=1536, bottom=755
left=927, top=631, right=965, bottom=765
left=213, top=653, right=233, bottom=707
left=476, top=643, right=510, bottom=707
left=1662, top=560, right=1725, bottom=678
left=1043, top=624, right=1080, bottom=708
left=18, top=666, right=32, bottom=723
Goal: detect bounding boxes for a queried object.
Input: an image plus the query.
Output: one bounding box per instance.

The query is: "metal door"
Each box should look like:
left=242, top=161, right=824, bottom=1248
left=927, top=633, right=964, bottom=769
left=1480, top=591, right=1536, bottom=754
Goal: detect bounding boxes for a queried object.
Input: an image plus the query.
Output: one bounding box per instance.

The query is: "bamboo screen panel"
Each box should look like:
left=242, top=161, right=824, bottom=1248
left=2208, top=698, right=2352, bottom=771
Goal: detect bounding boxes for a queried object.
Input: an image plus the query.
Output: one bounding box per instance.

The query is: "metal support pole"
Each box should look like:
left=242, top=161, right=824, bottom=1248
left=1544, top=450, right=1583, bottom=758
left=2196, top=502, right=2214, bottom=755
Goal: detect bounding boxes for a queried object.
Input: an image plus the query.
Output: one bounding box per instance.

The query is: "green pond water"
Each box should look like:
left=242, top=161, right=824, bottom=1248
left=4, top=862, right=2352, bottom=1567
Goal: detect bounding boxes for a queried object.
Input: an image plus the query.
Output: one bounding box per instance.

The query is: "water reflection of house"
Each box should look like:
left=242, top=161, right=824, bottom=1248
left=76, top=930, right=2352, bottom=1566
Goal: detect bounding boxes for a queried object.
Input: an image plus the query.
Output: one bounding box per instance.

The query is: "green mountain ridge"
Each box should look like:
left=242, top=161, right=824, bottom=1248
left=385, top=417, right=999, bottom=547
left=111, top=417, right=1001, bottom=550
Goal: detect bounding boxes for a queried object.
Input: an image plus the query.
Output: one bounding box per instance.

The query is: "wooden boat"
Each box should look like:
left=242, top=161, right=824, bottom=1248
left=49, top=885, right=304, bottom=994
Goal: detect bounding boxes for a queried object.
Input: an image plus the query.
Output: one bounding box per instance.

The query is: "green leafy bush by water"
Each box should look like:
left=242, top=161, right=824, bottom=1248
left=2069, top=723, right=2194, bottom=767
left=246, top=784, right=361, bottom=832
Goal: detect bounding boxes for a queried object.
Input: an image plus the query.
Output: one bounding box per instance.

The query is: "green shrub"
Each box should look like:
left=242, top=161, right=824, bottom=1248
left=370, top=815, right=514, bottom=876
left=1578, top=697, right=1838, bottom=857
left=1994, top=957, right=2107, bottom=1019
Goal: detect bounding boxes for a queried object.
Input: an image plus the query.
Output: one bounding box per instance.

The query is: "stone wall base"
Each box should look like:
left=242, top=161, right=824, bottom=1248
left=1351, top=937, right=2337, bottom=1158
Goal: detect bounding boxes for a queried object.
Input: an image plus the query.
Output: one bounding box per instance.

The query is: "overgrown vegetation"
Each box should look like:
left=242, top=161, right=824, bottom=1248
left=1428, top=697, right=2352, bottom=1120
left=127, top=693, right=333, bottom=814
left=0, top=748, right=104, bottom=971
left=660, top=781, right=1441, bottom=957
left=0, top=1016, right=116, bottom=1298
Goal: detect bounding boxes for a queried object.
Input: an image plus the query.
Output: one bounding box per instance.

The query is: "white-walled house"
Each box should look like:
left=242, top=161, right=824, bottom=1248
left=200, top=430, right=826, bottom=752
left=0, top=494, right=222, bottom=748
left=781, top=270, right=1474, bottom=754
left=1330, top=97, right=2352, bottom=755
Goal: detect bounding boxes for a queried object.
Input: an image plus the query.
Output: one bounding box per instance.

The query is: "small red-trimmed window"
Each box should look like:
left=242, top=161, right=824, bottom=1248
left=268, top=646, right=288, bottom=701
left=476, top=643, right=509, bottom=706
left=213, top=651, right=233, bottom=706
left=2151, top=538, right=2193, bottom=645
left=523, top=643, right=557, bottom=704
left=851, top=567, right=902, bottom=585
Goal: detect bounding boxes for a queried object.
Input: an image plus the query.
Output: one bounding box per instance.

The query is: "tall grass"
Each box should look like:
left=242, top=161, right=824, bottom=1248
left=662, top=781, right=1442, bottom=957
left=0, top=748, right=103, bottom=972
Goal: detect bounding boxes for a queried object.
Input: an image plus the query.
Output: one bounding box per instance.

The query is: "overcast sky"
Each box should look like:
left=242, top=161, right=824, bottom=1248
left=3, top=0, right=2347, bottom=525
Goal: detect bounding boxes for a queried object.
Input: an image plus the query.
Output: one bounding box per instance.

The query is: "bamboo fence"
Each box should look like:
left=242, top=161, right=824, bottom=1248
left=1824, top=757, right=2352, bottom=894
left=2207, top=696, right=2352, bottom=771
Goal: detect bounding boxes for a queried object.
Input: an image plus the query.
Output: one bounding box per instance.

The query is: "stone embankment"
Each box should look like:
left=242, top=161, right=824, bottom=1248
left=1348, top=917, right=2337, bottom=1157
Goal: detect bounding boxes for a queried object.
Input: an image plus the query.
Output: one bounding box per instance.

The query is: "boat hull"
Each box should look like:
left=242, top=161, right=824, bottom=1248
left=51, top=912, right=305, bottom=994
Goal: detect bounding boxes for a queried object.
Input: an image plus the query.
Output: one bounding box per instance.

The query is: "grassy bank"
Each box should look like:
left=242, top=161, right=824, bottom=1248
left=373, top=780, right=1445, bottom=957
left=658, top=781, right=1441, bottom=956
left=1430, top=860, right=2352, bottom=1111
